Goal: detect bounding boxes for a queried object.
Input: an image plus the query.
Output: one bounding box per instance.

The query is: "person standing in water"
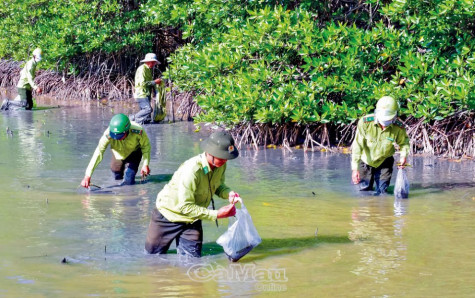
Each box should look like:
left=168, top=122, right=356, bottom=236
left=351, top=96, right=410, bottom=195
left=1, top=48, right=43, bottom=110
left=81, top=114, right=151, bottom=188
left=145, top=131, right=241, bottom=257
left=131, top=53, right=163, bottom=124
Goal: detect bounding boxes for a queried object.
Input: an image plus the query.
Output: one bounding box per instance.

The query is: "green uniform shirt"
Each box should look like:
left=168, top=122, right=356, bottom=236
left=156, top=153, right=231, bottom=223
left=134, top=64, right=156, bottom=99
left=17, top=59, right=38, bottom=90
left=85, top=122, right=151, bottom=177
left=351, top=114, right=409, bottom=170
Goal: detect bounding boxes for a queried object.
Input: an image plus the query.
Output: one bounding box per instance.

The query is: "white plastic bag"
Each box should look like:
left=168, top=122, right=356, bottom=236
left=394, top=168, right=410, bottom=199
left=216, top=202, right=261, bottom=262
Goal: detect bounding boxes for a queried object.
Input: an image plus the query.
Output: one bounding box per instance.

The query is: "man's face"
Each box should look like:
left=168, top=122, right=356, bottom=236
left=207, top=153, right=227, bottom=168
left=145, top=61, right=157, bottom=68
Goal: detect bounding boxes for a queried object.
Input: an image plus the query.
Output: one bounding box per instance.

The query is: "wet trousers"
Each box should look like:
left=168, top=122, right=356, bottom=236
left=359, top=156, right=394, bottom=195
left=17, top=88, right=33, bottom=110
left=133, top=97, right=152, bottom=124
left=145, top=208, right=203, bottom=258
left=110, top=148, right=142, bottom=185
left=0, top=88, right=32, bottom=111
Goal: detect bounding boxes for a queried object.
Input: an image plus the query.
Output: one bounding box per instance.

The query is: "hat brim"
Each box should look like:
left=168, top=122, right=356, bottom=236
left=140, top=59, right=160, bottom=64
left=376, top=112, right=397, bottom=121
left=201, top=138, right=239, bottom=160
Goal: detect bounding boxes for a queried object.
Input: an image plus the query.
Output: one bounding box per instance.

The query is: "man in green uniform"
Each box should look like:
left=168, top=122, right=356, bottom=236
left=131, top=53, right=163, bottom=124
left=80, top=114, right=151, bottom=188
left=145, top=131, right=241, bottom=257
left=351, top=96, right=410, bottom=195
left=1, top=48, right=43, bottom=111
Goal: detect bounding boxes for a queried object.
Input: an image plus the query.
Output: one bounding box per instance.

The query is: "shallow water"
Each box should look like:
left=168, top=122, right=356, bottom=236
left=0, top=103, right=474, bottom=297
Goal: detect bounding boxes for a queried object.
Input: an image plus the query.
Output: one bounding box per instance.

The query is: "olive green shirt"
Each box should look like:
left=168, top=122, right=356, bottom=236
left=85, top=122, right=151, bottom=177
left=351, top=114, right=409, bottom=170
left=17, top=59, right=38, bottom=90
left=156, top=153, right=231, bottom=223
left=134, top=64, right=156, bottom=99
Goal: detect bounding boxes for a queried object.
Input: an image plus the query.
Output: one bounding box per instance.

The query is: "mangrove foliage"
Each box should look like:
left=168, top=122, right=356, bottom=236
left=0, top=0, right=474, bottom=156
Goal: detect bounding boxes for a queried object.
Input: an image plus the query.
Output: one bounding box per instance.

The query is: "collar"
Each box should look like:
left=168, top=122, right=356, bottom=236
left=200, top=152, right=212, bottom=175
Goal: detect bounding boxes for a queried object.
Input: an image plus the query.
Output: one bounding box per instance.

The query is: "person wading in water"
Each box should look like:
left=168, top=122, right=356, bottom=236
left=351, top=96, right=410, bottom=195
left=145, top=131, right=241, bottom=257
left=81, top=114, right=151, bottom=188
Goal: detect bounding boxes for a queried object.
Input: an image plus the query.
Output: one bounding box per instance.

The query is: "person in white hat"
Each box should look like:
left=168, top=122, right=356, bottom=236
left=131, top=53, right=163, bottom=124
left=1, top=48, right=43, bottom=111
left=351, top=96, right=410, bottom=195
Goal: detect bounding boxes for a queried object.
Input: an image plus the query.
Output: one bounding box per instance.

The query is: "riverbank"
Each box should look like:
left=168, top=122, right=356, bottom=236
left=1, top=59, right=474, bottom=159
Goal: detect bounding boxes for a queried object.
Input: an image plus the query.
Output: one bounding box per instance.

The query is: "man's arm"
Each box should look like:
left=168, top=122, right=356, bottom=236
left=215, top=164, right=231, bottom=200
left=85, top=134, right=110, bottom=177
left=139, top=130, right=151, bottom=167
left=396, top=128, right=410, bottom=166
left=351, top=119, right=365, bottom=171
left=25, top=60, right=38, bottom=90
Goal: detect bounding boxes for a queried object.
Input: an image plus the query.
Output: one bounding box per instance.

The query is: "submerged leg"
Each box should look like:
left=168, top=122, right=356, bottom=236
left=358, top=161, right=374, bottom=191
left=134, top=97, right=152, bottom=124
left=122, top=167, right=136, bottom=185
left=373, top=156, right=394, bottom=196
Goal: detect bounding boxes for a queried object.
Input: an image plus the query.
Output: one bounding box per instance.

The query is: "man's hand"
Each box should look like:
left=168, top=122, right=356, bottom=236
left=352, top=170, right=360, bottom=185
left=35, top=87, right=42, bottom=94
left=141, top=165, right=150, bottom=177
left=154, top=78, right=162, bottom=85
left=217, top=204, right=236, bottom=219
left=398, top=157, right=407, bottom=169
left=228, top=191, right=241, bottom=204
left=81, top=176, right=91, bottom=188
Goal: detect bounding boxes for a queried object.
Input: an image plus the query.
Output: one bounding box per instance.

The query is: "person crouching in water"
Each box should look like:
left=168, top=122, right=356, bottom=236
left=145, top=131, right=241, bottom=257
left=81, top=114, right=151, bottom=188
left=351, top=96, right=410, bottom=195
left=1, top=48, right=43, bottom=111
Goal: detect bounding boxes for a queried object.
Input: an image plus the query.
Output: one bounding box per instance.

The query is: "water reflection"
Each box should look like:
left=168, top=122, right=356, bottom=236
left=349, top=198, right=408, bottom=284
left=1, top=104, right=475, bottom=296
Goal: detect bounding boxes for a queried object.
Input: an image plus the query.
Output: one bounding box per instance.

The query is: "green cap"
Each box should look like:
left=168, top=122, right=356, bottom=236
left=109, top=114, right=131, bottom=139
left=201, top=131, right=239, bottom=160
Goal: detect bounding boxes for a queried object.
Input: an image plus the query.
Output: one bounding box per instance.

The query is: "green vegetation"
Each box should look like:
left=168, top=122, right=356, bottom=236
left=145, top=0, right=475, bottom=125
left=0, top=0, right=474, bottom=156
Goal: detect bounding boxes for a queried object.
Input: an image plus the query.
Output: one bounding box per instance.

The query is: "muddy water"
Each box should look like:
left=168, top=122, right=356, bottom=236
left=0, top=103, right=474, bottom=297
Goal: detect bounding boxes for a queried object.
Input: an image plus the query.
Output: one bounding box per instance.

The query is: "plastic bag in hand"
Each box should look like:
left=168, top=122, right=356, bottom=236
left=216, top=202, right=261, bottom=262
left=394, top=168, right=410, bottom=199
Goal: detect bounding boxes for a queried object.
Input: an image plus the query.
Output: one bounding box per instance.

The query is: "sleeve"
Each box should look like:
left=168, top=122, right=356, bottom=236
left=396, top=128, right=410, bottom=158
left=177, top=170, right=218, bottom=221
left=26, top=60, right=37, bottom=90
left=351, top=119, right=365, bottom=171
left=135, top=66, right=156, bottom=90
left=215, top=164, right=231, bottom=200
left=85, top=134, right=111, bottom=177
left=139, top=130, right=151, bottom=167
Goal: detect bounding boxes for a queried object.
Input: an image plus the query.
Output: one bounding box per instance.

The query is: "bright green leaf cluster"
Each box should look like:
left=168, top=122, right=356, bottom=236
left=0, top=0, right=153, bottom=72
left=145, top=0, right=475, bottom=125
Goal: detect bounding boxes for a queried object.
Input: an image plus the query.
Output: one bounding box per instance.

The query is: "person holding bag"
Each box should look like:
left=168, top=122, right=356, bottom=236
left=145, top=131, right=241, bottom=257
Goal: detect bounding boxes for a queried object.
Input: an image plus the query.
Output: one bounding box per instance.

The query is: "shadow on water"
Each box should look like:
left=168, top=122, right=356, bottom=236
left=197, top=235, right=351, bottom=261
left=143, top=174, right=173, bottom=183
left=75, top=174, right=173, bottom=194
left=410, top=182, right=475, bottom=191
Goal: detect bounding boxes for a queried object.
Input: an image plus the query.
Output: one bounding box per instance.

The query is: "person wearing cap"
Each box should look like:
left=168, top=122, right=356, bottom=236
left=80, top=114, right=151, bottom=188
left=145, top=131, right=241, bottom=257
left=1, top=48, right=43, bottom=111
left=132, top=53, right=163, bottom=124
left=351, top=96, right=410, bottom=195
